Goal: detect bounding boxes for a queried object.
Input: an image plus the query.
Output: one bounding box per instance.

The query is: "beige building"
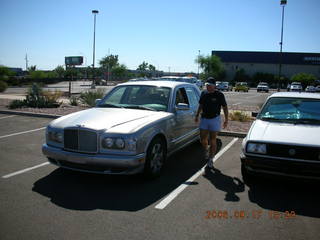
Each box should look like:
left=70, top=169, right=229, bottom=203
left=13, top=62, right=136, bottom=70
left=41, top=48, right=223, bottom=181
left=212, top=50, right=320, bottom=81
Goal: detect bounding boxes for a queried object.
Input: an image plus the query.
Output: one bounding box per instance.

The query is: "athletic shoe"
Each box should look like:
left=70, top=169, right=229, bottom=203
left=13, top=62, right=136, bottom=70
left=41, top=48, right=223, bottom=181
left=206, top=158, right=214, bottom=169
left=204, top=147, right=210, bottom=160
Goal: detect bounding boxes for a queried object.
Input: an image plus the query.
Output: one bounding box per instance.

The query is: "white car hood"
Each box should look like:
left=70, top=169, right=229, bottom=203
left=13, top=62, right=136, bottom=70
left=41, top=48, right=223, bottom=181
left=50, top=108, right=170, bottom=132
left=247, top=119, right=320, bottom=146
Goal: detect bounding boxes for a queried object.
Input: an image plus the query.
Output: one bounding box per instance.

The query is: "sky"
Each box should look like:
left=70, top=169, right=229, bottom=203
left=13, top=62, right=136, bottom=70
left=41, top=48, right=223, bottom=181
left=1, top=0, right=319, bottom=73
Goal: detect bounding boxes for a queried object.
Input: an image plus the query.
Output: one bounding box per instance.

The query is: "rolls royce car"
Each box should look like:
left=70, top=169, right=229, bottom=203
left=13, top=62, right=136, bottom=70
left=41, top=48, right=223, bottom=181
left=241, top=92, right=320, bottom=182
left=42, top=81, right=201, bottom=178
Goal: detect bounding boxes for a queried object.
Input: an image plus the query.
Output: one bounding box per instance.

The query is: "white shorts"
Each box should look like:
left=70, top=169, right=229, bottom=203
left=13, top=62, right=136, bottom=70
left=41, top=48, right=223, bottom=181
left=199, top=115, right=221, bottom=132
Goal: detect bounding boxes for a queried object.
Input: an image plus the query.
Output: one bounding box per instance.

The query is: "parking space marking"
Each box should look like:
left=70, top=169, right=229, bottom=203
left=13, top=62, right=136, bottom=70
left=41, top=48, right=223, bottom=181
left=0, top=127, right=46, bottom=139
left=155, top=137, right=239, bottom=210
left=0, top=115, right=16, bottom=120
left=2, top=162, right=50, bottom=179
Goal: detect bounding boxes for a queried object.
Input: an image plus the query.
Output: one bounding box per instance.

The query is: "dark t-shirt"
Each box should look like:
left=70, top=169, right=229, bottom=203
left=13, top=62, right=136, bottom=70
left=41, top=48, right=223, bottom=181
left=199, top=90, right=227, bottom=119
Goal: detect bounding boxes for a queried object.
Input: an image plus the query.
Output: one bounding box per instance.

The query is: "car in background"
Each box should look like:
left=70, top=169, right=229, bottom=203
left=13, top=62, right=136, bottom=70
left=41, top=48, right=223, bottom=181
left=315, top=85, right=320, bottom=92
left=217, top=81, right=232, bottom=91
left=241, top=92, right=320, bottom=183
left=256, top=82, right=269, bottom=93
left=305, top=86, right=316, bottom=92
left=289, top=82, right=303, bottom=92
left=234, top=82, right=249, bottom=92
left=42, top=81, right=201, bottom=179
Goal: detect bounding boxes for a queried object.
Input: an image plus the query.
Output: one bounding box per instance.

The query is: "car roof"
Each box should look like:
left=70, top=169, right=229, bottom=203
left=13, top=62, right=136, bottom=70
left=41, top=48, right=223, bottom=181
left=117, top=80, right=196, bottom=88
left=269, top=92, right=320, bottom=99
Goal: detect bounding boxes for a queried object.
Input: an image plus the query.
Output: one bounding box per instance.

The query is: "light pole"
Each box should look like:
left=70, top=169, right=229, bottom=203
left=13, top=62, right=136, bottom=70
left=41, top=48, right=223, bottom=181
left=197, top=50, right=200, bottom=78
left=92, top=10, right=99, bottom=88
left=278, top=0, right=287, bottom=91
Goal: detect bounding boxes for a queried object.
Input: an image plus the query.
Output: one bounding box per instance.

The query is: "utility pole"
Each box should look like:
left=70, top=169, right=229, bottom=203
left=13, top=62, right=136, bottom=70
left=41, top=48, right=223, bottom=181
left=91, top=10, right=99, bottom=89
left=25, top=54, right=29, bottom=71
left=278, top=0, right=287, bottom=91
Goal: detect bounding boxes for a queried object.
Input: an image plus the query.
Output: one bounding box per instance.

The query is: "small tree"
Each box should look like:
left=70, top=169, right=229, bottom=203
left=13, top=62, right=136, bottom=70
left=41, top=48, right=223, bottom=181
left=54, top=65, right=65, bottom=79
left=291, top=73, right=316, bottom=87
left=195, top=55, right=225, bottom=81
left=99, top=55, right=119, bottom=69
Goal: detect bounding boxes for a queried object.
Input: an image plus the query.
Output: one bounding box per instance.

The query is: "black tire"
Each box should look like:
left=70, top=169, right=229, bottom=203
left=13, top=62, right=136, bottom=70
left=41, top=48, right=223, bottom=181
left=144, top=137, right=166, bottom=179
left=241, top=163, right=253, bottom=186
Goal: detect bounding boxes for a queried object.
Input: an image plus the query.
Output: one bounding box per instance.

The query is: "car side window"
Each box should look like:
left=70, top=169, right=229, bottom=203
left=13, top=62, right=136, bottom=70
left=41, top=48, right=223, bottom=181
left=175, top=88, right=189, bottom=105
left=185, top=87, right=199, bottom=109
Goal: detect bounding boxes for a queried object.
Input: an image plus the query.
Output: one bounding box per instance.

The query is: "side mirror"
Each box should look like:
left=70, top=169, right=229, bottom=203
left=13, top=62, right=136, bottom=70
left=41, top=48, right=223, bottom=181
left=95, top=99, right=101, bottom=106
left=176, top=103, right=190, bottom=111
left=251, top=112, right=258, bottom=118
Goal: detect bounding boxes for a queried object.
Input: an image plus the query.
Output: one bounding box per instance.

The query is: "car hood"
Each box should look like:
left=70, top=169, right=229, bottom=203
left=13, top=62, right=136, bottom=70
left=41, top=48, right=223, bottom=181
left=247, top=119, right=320, bottom=146
left=50, top=108, right=171, bottom=132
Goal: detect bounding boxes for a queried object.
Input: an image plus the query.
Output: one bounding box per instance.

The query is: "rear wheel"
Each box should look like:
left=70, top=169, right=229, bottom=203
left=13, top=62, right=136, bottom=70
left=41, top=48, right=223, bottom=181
left=144, top=137, right=166, bottom=179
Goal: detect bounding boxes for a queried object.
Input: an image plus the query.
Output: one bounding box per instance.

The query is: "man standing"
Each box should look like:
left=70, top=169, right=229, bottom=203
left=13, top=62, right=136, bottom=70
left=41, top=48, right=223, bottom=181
left=195, top=77, right=228, bottom=169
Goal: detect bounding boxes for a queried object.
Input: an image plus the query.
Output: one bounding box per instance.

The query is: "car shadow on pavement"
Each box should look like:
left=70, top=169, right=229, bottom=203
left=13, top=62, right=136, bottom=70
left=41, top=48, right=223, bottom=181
left=246, top=177, right=320, bottom=218
left=32, top=140, right=224, bottom=211
left=203, top=168, right=245, bottom=202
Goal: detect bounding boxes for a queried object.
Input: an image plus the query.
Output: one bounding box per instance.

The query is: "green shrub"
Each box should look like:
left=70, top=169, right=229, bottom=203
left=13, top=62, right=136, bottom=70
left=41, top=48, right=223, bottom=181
left=229, top=111, right=251, bottom=122
left=9, top=99, right=26, bottom=109
left=79, top=89, right=105, bottom=107
left=9, top=83, right=61, bottom=109
left=69, top=96, right=78, bottom=106
left=42, top=90, right=63, bottom=103
left=0, top=80, right=8, bottom=92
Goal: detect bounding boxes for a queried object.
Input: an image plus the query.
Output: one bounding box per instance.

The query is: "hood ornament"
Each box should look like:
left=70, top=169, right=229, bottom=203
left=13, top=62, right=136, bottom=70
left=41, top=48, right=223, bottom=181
left=288, top=149, right=296, bottom=156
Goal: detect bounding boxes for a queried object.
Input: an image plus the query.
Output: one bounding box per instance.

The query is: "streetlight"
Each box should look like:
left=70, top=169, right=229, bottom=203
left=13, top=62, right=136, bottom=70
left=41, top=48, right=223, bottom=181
left=197, top=50, right=200, bottom=77
left=92, top=9, right=99, bottom=88
left=278, top=0, right=287, bottom=91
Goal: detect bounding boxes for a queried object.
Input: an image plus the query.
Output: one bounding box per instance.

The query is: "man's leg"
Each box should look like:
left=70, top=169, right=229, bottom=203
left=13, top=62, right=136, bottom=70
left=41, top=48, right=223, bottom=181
left=209, top=131, right=218, bottom=157
left=200, top=129, right=209, bottom=159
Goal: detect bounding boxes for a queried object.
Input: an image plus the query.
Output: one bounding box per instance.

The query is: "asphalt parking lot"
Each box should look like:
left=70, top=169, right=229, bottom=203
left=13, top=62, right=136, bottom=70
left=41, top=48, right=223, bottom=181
left=1, top=113, right=319, bottom=240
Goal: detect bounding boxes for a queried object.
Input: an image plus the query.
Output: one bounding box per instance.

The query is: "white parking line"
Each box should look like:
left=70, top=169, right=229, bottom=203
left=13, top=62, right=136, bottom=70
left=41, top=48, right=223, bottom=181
left=2, top=162, right=50, bottom=179
left=155, top=137, right=239, bottom=210
left=0, top=115, right=16, bottom=120
left=0, top=127, right=46, bottom=139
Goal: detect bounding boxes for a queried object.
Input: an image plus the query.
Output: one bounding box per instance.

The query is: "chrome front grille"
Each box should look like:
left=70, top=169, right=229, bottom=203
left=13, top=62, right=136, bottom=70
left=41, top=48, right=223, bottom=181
left=64, top=128, right=98, bottom=153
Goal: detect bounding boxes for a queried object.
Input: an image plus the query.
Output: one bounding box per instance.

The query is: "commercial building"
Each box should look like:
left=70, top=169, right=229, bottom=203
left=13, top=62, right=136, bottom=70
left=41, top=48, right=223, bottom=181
left=212, top=50, right=320, bottom=81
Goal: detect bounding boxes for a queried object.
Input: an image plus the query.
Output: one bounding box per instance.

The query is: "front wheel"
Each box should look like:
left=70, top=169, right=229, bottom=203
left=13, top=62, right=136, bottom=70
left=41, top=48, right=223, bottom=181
left=241, top=163, right=254, bottom=186
left=144, top=137, right=166, bottom=179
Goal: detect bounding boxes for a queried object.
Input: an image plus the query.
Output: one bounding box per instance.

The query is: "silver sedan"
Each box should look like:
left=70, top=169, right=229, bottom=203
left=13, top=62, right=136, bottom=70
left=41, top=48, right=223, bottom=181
left=42, top=81, right=201, bottom=178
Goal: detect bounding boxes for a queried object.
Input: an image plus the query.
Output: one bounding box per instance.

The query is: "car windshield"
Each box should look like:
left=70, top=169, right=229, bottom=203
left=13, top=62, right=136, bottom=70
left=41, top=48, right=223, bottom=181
left=97, top=85, right=171, bottom=111
left=258, top=97, right=320, bottom=124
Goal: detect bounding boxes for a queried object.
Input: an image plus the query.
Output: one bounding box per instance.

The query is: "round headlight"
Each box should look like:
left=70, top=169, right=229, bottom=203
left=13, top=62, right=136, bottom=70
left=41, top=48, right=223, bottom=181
left=127, top=139, right=137, bottom=151
left=103, top=138, right=114, bottom=148
left=115, top=138, right=125, bottom=149
left=56, top=132, right=63, bottom=143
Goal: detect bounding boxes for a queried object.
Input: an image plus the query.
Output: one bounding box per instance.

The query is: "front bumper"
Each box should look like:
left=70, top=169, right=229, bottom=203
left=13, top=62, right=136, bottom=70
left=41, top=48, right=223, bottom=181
left=42, top=144, right=146, bottom=175
left=240, top=153, right=320, bottom=180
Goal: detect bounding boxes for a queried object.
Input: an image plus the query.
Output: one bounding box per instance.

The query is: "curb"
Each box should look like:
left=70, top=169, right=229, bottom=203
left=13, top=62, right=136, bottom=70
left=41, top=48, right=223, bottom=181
left=0, top=109, right=247, bottom=138
left=0, top=110, right=62, bottom=119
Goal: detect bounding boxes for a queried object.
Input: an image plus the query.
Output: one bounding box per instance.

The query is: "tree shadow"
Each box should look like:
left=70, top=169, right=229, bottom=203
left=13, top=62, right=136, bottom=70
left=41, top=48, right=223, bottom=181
left=203, top=167, right=245, bottom=202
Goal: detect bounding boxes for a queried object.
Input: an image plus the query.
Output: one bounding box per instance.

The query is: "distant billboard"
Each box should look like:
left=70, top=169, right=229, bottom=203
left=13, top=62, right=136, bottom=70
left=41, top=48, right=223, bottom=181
left=65, top=56, right=83, bottom=66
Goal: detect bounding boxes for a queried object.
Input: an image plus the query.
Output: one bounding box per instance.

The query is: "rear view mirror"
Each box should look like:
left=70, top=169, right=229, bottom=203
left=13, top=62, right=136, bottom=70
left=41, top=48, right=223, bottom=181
left=251, top=112, right=258, bottom=118
left=95, top=99, right=101, bottom=106
left=176, top=103, right=190, bottom=111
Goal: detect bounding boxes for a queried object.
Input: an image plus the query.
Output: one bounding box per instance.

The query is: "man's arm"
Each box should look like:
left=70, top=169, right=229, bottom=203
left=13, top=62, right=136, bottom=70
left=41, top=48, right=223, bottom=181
left=195, top=104, right=202, bottom=123
left=222, top=105, right=229, bottom=128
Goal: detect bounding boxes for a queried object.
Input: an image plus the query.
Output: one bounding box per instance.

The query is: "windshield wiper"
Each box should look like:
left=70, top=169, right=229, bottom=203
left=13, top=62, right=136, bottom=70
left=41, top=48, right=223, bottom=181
left=124, top=105, right=156, bottom=111
left=97, top=103, right=123, bottom=108
left=260, top=117, right=282, bottom=121
left=291, top=118, right=320, bottom=125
